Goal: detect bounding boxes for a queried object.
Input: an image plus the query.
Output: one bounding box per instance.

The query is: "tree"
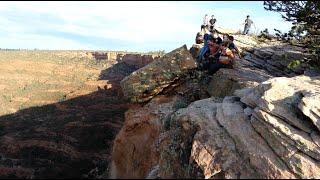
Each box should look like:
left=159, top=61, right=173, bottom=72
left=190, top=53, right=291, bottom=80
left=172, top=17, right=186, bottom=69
left=264, top=1, right=320, bottom=68
left=263, top=1, right=320, bottom=36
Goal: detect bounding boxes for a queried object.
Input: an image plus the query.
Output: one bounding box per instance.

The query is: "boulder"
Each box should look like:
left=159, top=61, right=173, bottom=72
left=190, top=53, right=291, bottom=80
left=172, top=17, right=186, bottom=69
left=236, top=75, right=320, bottom=133
left=207, top=58, right=273, bottom=97
left=120, top=45, right=197, bottom=103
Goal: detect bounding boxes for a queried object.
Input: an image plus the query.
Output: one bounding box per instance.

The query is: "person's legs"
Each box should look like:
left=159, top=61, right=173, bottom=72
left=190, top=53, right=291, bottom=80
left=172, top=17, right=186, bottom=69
left=208, top=62, right=223, bottom=75
left=243, top=25, right=249, bottom=35
left=245, top=27, right=250, bottom=34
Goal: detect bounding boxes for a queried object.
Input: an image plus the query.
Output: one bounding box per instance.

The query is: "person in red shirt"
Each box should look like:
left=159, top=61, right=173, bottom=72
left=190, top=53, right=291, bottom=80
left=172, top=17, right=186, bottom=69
left=207, top=41, right=235, bottom=74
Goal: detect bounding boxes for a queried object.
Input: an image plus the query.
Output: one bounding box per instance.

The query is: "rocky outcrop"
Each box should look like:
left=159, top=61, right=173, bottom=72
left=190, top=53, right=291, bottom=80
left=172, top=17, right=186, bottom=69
left=111, top=36, right=320, bottom=179
left=207, top=57, right=273, bottom=97
left=111, top=95, right=187, bottom=178
left=206, top=35, right=319, bottom=97
left=120, top=45, right=197, bottom=103
left=233, top=35, right=318, bottom=77
left=122, top=54, right=154, bottom=69
left=157, top=75, right=320, bottom=179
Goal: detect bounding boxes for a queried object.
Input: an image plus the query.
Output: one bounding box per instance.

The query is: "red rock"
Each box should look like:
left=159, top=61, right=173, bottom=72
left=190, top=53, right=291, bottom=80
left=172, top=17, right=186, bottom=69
left=111, top=95, right=185, bottom=178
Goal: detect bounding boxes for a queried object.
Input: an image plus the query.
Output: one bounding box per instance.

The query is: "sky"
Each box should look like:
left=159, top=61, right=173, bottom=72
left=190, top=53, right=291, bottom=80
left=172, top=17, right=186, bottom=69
left=0, top=1, right=293, bottom=52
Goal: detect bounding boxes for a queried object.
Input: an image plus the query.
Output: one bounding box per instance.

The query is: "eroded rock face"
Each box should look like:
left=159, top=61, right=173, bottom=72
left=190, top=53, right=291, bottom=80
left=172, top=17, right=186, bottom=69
left=120, top=45, right=197, bottom=103
left=158, top=97, right=295, bottom=179
left=122, top=54, right=154, bottom=69
left=111, top=39, right=320, bottom=179
left=157, top=75, right=320, bottom=179
left=232, top=35, right=317, bottom=77
left=111, top=95, right=187, bottom=179
left=236, top=75, right=320, bottom=134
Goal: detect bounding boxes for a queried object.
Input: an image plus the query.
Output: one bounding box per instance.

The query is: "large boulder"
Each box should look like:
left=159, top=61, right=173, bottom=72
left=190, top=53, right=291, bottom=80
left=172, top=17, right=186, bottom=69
left=120, top=45, right=197, bottom=103
left=236, top=75, right=320, bottom=133
left=207, top=58, right=273, bottom=97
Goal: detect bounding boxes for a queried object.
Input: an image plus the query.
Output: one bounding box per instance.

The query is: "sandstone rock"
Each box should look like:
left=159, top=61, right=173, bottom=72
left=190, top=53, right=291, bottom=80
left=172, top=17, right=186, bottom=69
left=189, top=44, right=202, bottom=60
left=216, top=97, right=297, bottom=178
left=122, top=54, right=154, bottom=69
left=158, top=97, right=258, bottom=179
left=156, top=75, right=320, bottom=179
left=207, top=58, right=272, bottom=97
left=253, top=108, right=320, bottom=160
left=120, top=45, right=197, bottom=103
left=110, top=39, right=320, bottom=179
left=158, top=96, right=300, bottom=179
left=111, top=95, right=186, bottom=179
left=253, top=48, right=274, bottom=59
left=238, top=76, right=319, bottom=133
left=251, top=116, right=320, bottom=178
left=107, top=51, right=119, bottom=60
left=298, top=90, right=320, bottom=131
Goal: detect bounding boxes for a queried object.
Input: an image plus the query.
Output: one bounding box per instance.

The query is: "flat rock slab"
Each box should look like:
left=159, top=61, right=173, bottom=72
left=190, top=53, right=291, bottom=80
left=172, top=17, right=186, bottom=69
left=120, top=45, right=197, bottom=103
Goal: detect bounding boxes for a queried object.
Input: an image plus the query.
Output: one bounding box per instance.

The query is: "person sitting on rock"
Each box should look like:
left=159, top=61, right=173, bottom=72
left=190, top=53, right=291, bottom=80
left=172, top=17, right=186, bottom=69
left=196, top=32, right=204, bottom=44
left=197, top=34, right=212, bottom=62
left=198, top=37, right=221, bottom=71
left=199, top=36, right=217, bottom=70
left=219, top=41, right=235, bottom=67
left=227, top=35, right=241, bottom=58
left=208, top=41, right=235, bottom=75
left=222, top=34, right=229, bottom=42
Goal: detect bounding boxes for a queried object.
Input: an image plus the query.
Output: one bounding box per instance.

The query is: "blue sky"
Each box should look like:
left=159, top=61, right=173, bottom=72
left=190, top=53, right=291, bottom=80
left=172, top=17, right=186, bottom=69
left=0, top=1, right=293, bottom=52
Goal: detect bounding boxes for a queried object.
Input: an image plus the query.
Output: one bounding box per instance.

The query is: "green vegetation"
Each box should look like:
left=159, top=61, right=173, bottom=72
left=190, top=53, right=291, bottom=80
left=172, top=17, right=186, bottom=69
left=287, top=60, right=301, bottom=69
left=264, top=1, right=320, bottom=68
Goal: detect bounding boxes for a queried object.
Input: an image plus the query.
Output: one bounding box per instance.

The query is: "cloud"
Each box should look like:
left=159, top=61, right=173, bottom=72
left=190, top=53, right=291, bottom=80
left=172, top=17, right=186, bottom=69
left=0, top=1, right=293, bottom=52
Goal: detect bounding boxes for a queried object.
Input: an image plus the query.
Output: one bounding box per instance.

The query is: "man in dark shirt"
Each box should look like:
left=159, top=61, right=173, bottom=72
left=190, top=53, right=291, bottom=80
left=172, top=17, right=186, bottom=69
left=227, top=35, right=241, bottom=58
left=209, top=15, right=216, bottom=34
left=243, top=15, right=253, bottom=35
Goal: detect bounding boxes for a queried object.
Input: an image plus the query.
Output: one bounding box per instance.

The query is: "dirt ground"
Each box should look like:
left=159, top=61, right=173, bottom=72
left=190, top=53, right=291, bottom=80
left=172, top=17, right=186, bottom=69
left=0, top=50, right=114, bottom=116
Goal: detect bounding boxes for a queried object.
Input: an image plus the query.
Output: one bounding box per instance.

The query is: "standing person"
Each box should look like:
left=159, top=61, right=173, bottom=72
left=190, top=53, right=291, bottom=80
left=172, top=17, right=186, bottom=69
left=242, top=15, right=254, bottom=35
left=209, top=15, right=216, bottom=34
left=202, top=14, right=210, bottom=33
